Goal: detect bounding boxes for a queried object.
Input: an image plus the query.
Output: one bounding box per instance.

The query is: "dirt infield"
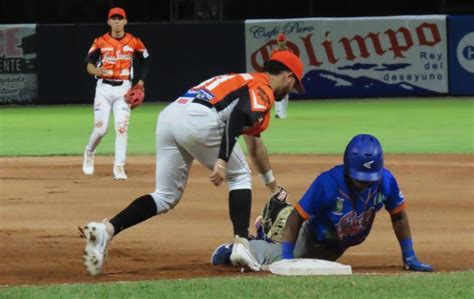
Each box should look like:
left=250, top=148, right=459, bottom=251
left=1, top=154, right=473, bottom=286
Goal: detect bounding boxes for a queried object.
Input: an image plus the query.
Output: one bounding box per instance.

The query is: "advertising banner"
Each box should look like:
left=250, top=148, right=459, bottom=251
left=448, top=16, right=474, bottom=96
left=245, top=16, right=448, bottom=98
left=0, top=24, right=37, bottom=103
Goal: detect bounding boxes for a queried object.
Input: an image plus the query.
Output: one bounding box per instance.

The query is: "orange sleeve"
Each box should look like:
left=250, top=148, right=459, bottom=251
left=134, top=37, right=146, bottom=51
left=295, top=204, right=311, bottom=220
left=389, top=202, right=407, bottom=215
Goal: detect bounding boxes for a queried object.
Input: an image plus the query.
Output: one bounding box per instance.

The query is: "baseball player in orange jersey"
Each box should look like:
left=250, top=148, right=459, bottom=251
left=272, top=33, right=293, bottom=119
left=82, top=7, right=150, bottom=180
left=79, top=51, right=305, bottom=275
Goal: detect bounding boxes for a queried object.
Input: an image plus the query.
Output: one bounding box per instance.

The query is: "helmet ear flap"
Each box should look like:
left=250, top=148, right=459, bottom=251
left=344, top=134, right=384, bottom=182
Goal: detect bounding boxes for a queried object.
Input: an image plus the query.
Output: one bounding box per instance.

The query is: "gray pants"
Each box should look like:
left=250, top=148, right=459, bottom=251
left=249, top=221, right=345, bottom=265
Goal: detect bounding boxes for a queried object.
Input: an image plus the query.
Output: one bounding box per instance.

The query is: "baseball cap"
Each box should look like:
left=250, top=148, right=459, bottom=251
left=277, top=33, right=286, bottom=42
left=108, top=7, right=127, bottom=19
left=270, top=51, right=305, bottom=93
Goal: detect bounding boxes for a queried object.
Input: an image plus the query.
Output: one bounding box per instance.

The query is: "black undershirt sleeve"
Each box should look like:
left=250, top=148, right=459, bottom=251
left=85, top=48, right=100, bottom=65
left=133, top=51, right=150, bottom=82
left=218, top=89, right=266, bottom=161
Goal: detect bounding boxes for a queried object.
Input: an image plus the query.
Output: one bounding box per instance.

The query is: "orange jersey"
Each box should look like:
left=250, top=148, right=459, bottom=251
left=181, top=72, right=275, bottom=161
left=87, top=33, right=148, bottom=81
left=187, top=72, right=274, bottom=136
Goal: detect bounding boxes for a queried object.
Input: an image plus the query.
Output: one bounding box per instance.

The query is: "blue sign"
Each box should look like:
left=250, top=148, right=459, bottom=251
left=448, top=16, right=474, bottom=95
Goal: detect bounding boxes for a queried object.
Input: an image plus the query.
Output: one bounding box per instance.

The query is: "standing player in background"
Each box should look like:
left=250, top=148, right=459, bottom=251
left=82, top=7, right=150, bottom=180
left=211, top=134, right=433, bottom=273
left=272, top=33, right=293, bottom=119
left=79, top=51, right=305, bottom=276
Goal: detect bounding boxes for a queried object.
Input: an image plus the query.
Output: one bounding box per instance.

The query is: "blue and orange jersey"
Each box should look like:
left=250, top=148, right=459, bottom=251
left=295, top=165, right=406, bottom=249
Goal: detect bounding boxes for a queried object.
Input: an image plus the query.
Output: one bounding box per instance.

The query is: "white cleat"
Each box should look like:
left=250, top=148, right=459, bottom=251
left=113, top=165, right=128, bottom=180
left=80, top=222, right=111, bottom=276
left=82, top=149, right=95, bottom=175
left=230, top=235, right=261, bottom=272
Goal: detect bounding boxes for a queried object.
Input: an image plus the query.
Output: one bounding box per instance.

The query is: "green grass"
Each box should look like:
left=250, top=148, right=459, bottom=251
left=0, top=103, right=161, bottom=156
left=0, top=98, right=473, bottom=295
left=264, top=98, right=474, bottom=154
left=1, top=271, right=473, bottom=298
left=0, top=98, right=472, bottom=156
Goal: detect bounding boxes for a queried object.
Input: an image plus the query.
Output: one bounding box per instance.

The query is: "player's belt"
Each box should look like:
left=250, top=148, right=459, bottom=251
left=192, top=98, right=213, bottom=109
left=102, top=79, right=123, bottom=86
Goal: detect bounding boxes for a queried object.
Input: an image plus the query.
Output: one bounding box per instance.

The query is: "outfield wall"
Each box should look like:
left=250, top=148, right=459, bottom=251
left=0, top=15, right=473, bottom=104
left=34, top=22, right=245, bottom=104
left=245, top=16, right=450, bottom=98
left=448, top=16, right=474, bottom=96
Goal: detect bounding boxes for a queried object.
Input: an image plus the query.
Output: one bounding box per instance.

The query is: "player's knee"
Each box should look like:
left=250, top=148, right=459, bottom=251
left=226, top=172, right=252, bottom=191
left=149, top=189, right=181, bottom=214
left=93, top=122, right=108, bottom=137
left=115, top=121, right=129, bottom=135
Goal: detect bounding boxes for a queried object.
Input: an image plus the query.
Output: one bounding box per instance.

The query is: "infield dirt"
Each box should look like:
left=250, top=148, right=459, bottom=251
left=1, top=154, right=472, bottom=285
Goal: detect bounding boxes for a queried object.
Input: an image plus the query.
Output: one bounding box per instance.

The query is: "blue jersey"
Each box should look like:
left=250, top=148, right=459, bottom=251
left=295, top=165, right=406, bottom=250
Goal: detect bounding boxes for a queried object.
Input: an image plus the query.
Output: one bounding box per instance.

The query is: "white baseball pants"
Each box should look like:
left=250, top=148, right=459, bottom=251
left=150, top=99, right=252, bottom=214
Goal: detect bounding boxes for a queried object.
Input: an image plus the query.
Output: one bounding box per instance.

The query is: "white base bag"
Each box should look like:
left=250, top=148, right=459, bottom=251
left=264, top=258, right=352, bottom=276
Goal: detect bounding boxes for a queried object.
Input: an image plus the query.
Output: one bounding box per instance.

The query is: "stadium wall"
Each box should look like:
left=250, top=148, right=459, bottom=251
left=34, top=22, right=245, bottom=104
left=0, top=16, right=472, bottom=104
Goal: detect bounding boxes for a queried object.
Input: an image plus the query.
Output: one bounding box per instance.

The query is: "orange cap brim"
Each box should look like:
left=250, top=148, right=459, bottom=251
left=270, top=51, right=305, bottom=94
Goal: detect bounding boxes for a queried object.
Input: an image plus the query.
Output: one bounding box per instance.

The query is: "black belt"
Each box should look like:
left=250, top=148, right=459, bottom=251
left=192, top=98, right=213, bottom=109
left=102, top=79, right=123, bottom=86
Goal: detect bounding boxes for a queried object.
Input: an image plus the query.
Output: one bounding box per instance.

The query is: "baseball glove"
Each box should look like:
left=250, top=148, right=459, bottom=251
left=125, top=84, right=145, bottom=109
left=261, top=186, right=293, bottom=242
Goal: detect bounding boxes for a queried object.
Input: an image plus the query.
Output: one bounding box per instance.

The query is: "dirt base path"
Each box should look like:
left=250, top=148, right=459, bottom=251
left=1, top=154, right=473, bottom=285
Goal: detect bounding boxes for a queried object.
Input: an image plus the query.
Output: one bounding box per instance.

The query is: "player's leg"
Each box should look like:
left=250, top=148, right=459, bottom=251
left=231, top=218, right=313, bottom=267
left=225, top=219, right=337, bottom=269
left=175, top=102, right=253, bottom=238
left=112, top=96, right=131, bottom=180
left=185, top=143, right=252, bottom=238
left=293, top=220, right=345, bottom=261
left=274, top=94, right=289, bottom=119
left=221, top=219, right=335, bottom=269
left=83, top=90, right=112, bottom=175
left=220, top=148, right=257, bottom=271
left=225, top=144, right=253, bottom=238
left=148, top=114, right=194, bottom=214
left=210, top=238, right=281, bottom=267
left=107, top=116, right=193, bottom=235
left=249, top=239, right=283, bottom=265
left=280, top=94, right=289, bottom=118
left=81, top=105, right=193, bottom=275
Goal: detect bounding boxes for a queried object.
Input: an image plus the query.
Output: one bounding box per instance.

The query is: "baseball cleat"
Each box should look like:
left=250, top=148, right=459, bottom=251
left=230, top=235, right=261, bottom=272
left=210, top=243, right=233, bottom=265
left=113, top=165, right=128, bottom=180
left=82, top=149, right=95, bottom=175
left=80, top=221, right=111, bottom=276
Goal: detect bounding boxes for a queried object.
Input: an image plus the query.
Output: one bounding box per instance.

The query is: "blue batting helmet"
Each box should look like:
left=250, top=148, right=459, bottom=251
left=343, top=134, right=384, bottom=182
